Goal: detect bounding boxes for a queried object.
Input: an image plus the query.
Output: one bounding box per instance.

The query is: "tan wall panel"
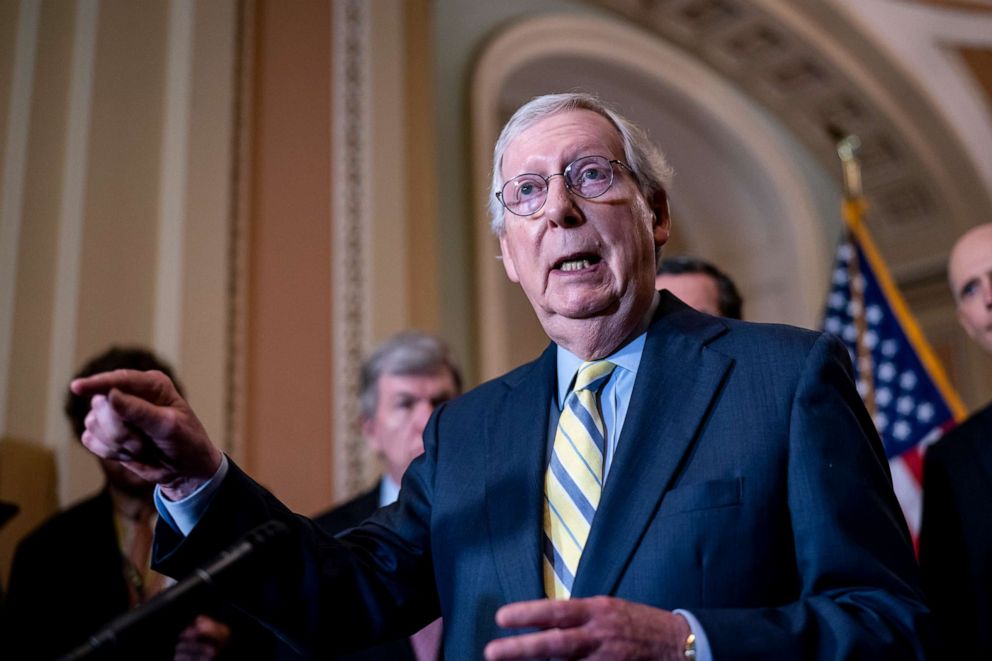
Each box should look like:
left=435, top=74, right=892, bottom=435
left=404, top=0, right=441, bottom=334
left=6, top=0, right=74, bottom=443
left=246, top=0, right=332, bottom=515
left=0, top=0, right=17, bottom=175
left=180, top=0, right=237, bottom=449
left=70, top=0, right=169, bottom=499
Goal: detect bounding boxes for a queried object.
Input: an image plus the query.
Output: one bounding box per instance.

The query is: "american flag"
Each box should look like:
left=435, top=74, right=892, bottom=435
left=822, top=203, right=965, bottom=545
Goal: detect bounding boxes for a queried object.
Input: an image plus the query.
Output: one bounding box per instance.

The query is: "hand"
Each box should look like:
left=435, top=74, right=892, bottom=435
left=71, top=369, right=222, bottom=500
left=484, top=596, right=691, bottom=661
left=173, top=614, right=232, bottom=661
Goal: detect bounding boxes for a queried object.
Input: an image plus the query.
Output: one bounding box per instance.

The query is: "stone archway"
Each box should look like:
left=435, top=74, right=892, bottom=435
left=470, top=13, right=838, bottom=379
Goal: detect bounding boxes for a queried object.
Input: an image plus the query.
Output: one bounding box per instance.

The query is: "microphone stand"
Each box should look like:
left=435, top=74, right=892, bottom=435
left=60, top=520, right=289, bottom=660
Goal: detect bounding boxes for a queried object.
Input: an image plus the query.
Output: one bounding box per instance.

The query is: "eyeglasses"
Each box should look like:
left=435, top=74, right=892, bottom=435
left=496, top=155, right=630, bottom=217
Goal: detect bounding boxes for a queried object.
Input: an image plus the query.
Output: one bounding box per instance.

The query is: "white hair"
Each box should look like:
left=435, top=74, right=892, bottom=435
left=488, top=92, right=674, bottom=235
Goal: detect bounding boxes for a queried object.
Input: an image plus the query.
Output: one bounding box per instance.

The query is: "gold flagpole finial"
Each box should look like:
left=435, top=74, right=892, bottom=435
left=835, top=134, right=863, bottom=200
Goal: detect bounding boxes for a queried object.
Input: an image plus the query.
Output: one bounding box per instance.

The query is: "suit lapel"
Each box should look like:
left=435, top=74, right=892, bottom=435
left=572, top=299, right=732, bottom=598
left=486, top=343, right=557, bottom=605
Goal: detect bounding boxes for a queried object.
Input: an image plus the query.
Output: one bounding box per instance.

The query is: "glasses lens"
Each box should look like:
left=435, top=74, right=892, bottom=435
left=565, top=156, right=614, bottom=199
left=501, top=175, right=547, bottom=215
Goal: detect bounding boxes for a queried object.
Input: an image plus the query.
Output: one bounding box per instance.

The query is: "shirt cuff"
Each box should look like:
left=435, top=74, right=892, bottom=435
left=673, top=609, right=712, bottom=661
left=154, top=455, right=230, bottom=536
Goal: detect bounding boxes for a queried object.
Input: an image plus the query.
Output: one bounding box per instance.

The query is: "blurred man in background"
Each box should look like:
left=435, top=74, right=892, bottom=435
left=313, top=331, right=461, bottom=661
left=654, top=255, right=742, bottom=319
left=5, top=347, right=236, bottom=660
left=920, top=223, right=992, bottom=658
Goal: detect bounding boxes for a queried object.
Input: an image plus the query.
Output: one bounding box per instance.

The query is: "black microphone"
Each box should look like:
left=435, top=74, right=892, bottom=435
left=60, top=519, right=290, bottom=660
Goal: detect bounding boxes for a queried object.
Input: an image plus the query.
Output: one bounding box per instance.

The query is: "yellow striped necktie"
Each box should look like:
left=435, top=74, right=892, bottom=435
left=543, top=359, right=616, bottom=599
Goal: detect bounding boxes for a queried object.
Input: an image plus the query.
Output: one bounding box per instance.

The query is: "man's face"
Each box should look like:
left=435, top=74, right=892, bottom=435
left=949, top=224, right=992, bottom=354
left=655, top=272, right=722, bottom=316
left=363, top=370, right=459, bottom=483
left=497, top=110, right=670, bottom=339
left=99, top=457, right=155, bottom=499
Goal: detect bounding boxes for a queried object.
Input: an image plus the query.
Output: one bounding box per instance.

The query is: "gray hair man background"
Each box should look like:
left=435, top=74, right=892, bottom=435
left=313, top=331, right=460, bottom=661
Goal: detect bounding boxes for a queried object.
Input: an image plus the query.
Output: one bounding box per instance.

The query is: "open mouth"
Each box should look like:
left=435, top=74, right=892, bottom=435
left=554, top=254, right=602, bottom=272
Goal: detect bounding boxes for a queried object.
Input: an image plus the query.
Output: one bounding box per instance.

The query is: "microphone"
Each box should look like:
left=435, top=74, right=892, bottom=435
left=60, top=519, right=290, bottom=660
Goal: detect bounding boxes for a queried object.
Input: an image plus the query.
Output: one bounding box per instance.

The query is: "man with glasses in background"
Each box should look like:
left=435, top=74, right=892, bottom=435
left=72, top=93, right=929, bottom=660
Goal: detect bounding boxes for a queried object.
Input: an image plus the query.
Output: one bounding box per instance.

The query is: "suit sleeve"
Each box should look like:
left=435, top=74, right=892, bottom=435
left=152, top=422, right=444, bottom=656
left=691, top=333, right=933, bottom=659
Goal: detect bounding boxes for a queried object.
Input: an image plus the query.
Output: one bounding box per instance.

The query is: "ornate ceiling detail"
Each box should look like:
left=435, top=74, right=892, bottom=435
left=584, top=0, right=992, bottom=279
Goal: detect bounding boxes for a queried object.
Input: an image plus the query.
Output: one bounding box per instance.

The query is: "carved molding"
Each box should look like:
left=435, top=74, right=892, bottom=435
left=332, top=0, right=374, bottom=499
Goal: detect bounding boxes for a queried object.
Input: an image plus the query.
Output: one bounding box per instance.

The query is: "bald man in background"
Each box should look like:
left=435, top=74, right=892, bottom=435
left=919, top=223, right=992, bottom=659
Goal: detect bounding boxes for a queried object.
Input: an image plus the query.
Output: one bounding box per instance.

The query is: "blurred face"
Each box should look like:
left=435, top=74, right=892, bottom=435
left=655, top=272, right=721, bottom=316
left=362, top=370, right=458, bottom=483
left=949, top=224, right=992, bottom=354
left=497, top=110, right=670, bottom=352
left=99, top=457, right=154, bottom=499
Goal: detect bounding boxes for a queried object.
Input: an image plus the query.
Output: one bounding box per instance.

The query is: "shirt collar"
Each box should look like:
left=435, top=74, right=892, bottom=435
left=556, top=331, right=648, bottom=409
left=379, top=474, right=401, bottom=507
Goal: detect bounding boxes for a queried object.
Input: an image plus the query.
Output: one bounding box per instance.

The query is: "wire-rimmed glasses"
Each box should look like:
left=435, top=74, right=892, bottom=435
left=496, top=155, right=630, bottom=217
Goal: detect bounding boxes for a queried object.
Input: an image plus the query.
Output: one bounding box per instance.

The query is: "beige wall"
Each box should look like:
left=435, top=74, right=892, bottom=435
left=0, top=0, right=444, bottom=584
left=242, top=0, right=334, bottom=513
left=0, top=0, right=238, bottom=581
left=1, top=0, right=990, bottom=589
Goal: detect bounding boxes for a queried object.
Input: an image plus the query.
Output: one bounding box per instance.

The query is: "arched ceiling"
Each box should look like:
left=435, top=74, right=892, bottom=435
left=577, top=0, right=992, bottom=282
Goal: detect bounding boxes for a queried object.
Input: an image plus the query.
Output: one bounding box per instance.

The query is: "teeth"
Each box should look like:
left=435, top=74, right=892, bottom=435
left=560, top=259, right=591, bottom=272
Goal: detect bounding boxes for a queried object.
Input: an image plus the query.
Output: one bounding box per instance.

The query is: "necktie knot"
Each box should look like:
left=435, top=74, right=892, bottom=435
left=573, top=360, right=616, bottom=394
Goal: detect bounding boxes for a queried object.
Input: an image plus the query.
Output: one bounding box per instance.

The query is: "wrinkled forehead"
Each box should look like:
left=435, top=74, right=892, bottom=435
left=501, top=109, right=624, bottom=176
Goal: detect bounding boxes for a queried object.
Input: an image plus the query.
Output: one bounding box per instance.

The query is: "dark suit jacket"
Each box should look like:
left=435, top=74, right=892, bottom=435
left=3, top=488, right=277, bottom=660
left=155, top=295, right=930, bottom=659
left=313, top=485, right=381, bottom=538
left=919, top=402, right=992, bottom=658
left=310, top=483, right=422, bottom=661
left=4, top=489, right=134, bottom=660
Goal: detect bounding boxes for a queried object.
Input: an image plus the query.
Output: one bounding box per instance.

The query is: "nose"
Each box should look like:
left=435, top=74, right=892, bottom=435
left=540, top=175, right=582, bottom=229
left=982, top=275, right=992, bottom=307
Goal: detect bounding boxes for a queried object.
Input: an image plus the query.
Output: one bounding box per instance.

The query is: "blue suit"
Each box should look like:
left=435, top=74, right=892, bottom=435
left=155, top=294, right=929, bottom=659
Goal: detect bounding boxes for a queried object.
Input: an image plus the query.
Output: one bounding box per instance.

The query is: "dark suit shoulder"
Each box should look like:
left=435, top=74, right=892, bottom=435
left=656, top=290, right=822, bottom=355
left=442, top=342, right=556, bottom=418
left=313, top=484, right=381, bottom=536
left=928, top=401, right=992, bottom=462
left=12, top=488, right=114, bottom=553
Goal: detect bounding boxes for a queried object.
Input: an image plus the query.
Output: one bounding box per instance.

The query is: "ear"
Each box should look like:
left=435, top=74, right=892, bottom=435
left=499, top=233, right=521, bottom=283
left=650, top=190, right=672, bottom=248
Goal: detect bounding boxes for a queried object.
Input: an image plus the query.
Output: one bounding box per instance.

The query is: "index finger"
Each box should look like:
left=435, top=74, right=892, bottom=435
left=71, top=368, right=173, bottom=400
left=495, top=598, right=590, bottom=629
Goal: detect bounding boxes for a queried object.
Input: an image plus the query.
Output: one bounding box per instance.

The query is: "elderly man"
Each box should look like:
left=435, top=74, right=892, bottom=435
left=654, top=256, right=742, bottom=319
left=313, top=331, right=460, bottom=661
left=73, top=93, right=928, bottom=659
left=919, top=223, right=992, bottom=658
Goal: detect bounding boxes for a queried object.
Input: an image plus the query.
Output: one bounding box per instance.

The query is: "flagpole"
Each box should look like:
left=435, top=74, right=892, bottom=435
left=834, top=135, right=967, bottom=422
left=836, top=136, right=876, bottom=416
